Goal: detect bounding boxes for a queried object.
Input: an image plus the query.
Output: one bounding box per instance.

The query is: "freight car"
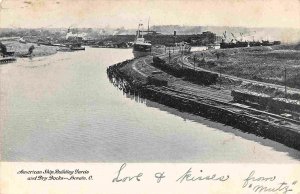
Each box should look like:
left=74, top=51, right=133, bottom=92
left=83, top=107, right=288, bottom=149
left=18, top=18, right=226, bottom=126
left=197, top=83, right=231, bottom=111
left=231, top=90, right=300, bottom=118
left=231, top=90, right=270, bottom=109
left=152, top=56, right=182, bottom=77
left=269, top=98, right=300, bottom=113
left=152, top=56, right=218, bottom=85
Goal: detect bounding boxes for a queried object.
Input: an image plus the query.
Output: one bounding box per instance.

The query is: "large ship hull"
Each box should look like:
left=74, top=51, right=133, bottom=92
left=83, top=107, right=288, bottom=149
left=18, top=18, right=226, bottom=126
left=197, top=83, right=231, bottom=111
left=220, top=41, right=248, bottom=49
left=133, top=50, right=151, bottom=58
left=132, top=43, right=151, bottom=58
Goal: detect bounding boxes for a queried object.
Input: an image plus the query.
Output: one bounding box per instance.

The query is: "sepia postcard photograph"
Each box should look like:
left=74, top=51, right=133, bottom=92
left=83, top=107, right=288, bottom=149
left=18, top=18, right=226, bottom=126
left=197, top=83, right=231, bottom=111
left=1, top=0, right=300, bottom=193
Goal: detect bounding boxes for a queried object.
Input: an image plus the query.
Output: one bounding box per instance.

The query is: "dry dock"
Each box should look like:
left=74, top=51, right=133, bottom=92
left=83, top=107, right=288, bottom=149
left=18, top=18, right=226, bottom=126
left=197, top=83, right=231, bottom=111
left=107, top=53, right=300, bottom=151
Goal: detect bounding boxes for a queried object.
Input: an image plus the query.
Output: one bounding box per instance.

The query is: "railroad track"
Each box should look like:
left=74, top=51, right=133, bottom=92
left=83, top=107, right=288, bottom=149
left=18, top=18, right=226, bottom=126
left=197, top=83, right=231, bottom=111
left=109, top=54, right=300, bottom=150
left=174, top=56, right=300, bottom=125
left=171, top=83, right=233, bottom=102
left=127, top=54, right=300, bottom=127
left=132, top=54, right=236, bottom=105
left=130, top=52, right=181, bottom=77
left=180, top=55, right=300, bottom=94
left=146, top=85, right=300, bottom=129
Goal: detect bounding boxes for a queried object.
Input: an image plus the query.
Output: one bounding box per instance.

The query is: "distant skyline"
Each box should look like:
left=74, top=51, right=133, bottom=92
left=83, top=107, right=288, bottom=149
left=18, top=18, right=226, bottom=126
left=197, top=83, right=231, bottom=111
left=0, top=0, right=299, bottom=29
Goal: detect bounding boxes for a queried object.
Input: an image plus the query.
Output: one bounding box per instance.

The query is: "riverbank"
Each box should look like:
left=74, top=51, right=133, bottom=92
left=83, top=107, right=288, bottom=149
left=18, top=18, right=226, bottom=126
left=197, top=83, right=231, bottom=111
left=2, top=40, right=57, bottom=58
left=107, top=53, right=300, bottom=151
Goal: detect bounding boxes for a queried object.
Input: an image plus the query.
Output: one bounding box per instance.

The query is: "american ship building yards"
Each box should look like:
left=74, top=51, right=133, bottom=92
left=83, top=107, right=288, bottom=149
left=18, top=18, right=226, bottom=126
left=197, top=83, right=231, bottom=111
left=1, top=25, right=300, bottom=151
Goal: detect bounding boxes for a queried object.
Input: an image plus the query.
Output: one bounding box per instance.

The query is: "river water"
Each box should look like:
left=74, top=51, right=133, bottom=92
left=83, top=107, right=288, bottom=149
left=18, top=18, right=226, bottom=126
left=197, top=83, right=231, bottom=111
left=1, top=47, right=300, bottom=162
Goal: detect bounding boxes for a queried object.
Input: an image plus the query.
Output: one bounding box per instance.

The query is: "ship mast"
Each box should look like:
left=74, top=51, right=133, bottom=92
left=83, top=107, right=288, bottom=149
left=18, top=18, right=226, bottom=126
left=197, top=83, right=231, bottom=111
left=147, top=17, right=150, bottom=32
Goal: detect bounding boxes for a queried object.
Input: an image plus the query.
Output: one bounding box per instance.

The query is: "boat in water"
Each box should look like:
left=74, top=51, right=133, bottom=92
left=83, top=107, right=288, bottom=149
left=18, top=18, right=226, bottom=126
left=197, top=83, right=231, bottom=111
left=70, top=43, right=85, bottom=51
left=132, top=24, right=152, bottom=58
left=60, top=27, right=85, bottom=51
left=57, top=43, right=85, bottom=52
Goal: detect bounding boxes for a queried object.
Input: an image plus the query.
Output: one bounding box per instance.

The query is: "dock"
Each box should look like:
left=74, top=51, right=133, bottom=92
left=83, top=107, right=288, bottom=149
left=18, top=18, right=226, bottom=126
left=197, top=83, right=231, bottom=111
left=107, top=52, right=300, bottom=151
left=0, top=57, right=17, bottom=64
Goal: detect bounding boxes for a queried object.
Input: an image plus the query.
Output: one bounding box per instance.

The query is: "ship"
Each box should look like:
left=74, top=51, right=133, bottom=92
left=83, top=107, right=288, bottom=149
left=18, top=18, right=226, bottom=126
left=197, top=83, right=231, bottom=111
left=132, top=24, right=152, bottom=58
left=69, top=43, right=85, bottom=51
left=220, top=31, right=249, bottom=49
left=249, top=41, right=262, bottom=47
left=62, top=28, right=85, bottom=51
left=220, top=41, right=236, bottom=49
left=261, top=40, right=281, bottom=46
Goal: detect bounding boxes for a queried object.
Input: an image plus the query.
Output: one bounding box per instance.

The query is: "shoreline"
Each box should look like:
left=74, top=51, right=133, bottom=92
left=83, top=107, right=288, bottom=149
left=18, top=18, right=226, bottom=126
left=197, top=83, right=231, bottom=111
left=107, top=54, right=300, bottom=151
left=2, top=41, right=58, bottom=59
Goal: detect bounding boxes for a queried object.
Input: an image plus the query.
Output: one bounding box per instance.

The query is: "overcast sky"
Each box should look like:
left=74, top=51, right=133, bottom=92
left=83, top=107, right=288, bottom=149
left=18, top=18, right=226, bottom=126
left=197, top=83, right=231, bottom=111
left=0, top=0, right=299, bottom=29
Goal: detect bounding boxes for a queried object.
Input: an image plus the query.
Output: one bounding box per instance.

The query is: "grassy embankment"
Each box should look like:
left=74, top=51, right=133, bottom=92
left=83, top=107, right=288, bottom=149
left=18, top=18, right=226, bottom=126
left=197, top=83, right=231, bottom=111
left=3, top=40, right=57, bottom=57
left=192, top=45, right=300, bottom=90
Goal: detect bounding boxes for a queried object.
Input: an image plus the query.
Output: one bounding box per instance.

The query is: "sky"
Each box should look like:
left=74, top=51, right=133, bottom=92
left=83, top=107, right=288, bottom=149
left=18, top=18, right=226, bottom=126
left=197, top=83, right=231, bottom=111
left=0, top=0, right=300, bottom=29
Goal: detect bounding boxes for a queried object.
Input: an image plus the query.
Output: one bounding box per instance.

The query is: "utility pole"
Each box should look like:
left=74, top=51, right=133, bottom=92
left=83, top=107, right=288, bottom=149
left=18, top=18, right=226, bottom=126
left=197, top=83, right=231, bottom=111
left=169, top=50, right=171, bottom=64
left=193, top=54, right=196, bottom=70
left=284, top=67, right=287, bottom=98
left=147, top=17, right=150, bottom=32
left=219, top=70, right=222, bottom=90
left=174, top=30, right=176, bottom=47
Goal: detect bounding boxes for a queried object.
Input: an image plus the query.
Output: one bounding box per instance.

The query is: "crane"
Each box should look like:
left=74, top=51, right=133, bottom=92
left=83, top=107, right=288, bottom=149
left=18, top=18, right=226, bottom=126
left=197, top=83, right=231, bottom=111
left=239, top=33, right=244, bottom=42
left=242, top=31, right=257, bottom=42
left=222, top=31, right=227, bottom=41
left=231, top=33, right=238, bottom=42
